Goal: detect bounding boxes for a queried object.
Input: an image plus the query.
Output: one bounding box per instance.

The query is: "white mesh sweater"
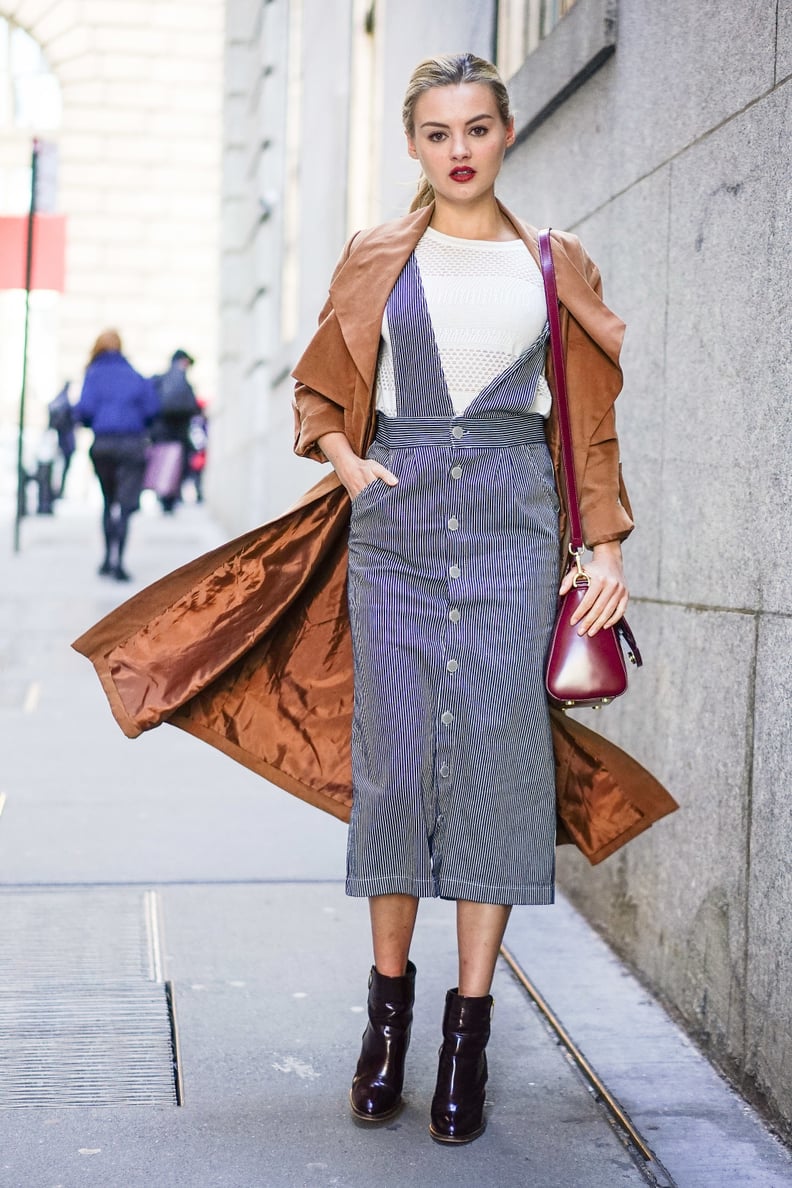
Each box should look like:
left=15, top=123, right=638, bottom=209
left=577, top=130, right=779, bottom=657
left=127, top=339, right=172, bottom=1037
left=375, top=225, right=551, bottom=417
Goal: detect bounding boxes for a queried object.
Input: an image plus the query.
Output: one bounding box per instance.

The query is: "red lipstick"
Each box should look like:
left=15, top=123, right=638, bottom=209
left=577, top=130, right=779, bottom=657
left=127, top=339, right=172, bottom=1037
left=449, top=167, right=476, bottom=183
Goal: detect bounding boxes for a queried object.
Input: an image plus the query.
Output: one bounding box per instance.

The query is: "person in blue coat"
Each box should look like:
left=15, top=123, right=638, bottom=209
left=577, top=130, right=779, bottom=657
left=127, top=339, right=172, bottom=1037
left=72, top=329, right=159, bottom=581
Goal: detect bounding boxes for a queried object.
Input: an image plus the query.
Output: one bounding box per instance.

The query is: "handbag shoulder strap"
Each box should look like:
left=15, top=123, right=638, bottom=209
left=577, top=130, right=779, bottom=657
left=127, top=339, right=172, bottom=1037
left=538, top=229, right=584, bottom=557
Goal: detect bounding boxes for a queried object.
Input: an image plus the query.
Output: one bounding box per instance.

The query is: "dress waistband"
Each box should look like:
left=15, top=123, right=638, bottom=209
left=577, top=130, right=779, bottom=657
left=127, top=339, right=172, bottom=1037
left=375, top=412, right=547, bottom=449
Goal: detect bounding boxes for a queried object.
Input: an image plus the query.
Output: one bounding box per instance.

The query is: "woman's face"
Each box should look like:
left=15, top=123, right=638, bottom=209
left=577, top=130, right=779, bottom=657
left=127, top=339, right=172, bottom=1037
left=406, top=82, right=515, bottom=206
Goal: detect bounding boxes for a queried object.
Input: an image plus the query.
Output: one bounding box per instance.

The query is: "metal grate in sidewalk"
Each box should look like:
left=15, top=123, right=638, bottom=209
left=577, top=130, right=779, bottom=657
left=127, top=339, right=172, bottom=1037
left=0, top=889, right=179, bottom=1108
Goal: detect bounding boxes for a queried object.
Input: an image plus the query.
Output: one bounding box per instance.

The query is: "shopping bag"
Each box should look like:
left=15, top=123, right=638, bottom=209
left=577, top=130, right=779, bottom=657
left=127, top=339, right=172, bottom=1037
left=143, top=442, right=183, bottom=498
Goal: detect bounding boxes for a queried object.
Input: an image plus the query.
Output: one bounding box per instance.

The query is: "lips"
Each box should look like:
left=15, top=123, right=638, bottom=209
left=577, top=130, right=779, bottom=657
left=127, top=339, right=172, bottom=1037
left=449, top=167, right=476, bottom=182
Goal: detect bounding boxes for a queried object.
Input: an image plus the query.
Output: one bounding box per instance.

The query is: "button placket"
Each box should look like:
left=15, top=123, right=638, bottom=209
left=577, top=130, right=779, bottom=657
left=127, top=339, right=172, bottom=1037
left=438, top=444, right=466, bottom=820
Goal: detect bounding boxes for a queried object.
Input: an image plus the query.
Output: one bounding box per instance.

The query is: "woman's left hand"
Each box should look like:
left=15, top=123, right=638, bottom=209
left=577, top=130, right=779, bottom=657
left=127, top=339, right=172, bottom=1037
left=558, top=541, right=629, bottom=636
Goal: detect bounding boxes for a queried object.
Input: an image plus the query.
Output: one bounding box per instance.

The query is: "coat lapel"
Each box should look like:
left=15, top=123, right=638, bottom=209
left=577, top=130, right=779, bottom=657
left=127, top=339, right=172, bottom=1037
left=498, top=201, right=625, bottom=367
left=329, top=199, right=623, bottom=392
left=329, top=205, right=433, bottom=389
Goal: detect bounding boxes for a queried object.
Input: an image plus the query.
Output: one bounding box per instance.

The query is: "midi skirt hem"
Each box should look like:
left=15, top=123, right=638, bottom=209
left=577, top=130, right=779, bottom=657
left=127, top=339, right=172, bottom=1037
left=345, top=874, right=555, bottom=906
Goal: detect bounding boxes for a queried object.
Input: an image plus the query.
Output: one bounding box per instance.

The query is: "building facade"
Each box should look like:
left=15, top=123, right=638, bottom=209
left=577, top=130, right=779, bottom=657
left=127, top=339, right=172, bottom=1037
left=0, top=0, right=224, bottom=496
left=221, top=0, right=791, bottom=1140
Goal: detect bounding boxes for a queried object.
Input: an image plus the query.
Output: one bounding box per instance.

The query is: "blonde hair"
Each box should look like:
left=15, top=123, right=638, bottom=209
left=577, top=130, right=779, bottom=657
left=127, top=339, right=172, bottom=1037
left=88, top=329, right=122, bottom=365
left=402, top=53, right=512, bottom=212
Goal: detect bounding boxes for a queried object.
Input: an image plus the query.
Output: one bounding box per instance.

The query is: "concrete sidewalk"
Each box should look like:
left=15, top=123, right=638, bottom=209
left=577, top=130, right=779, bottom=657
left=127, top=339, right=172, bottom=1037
left=1, top=496, right=790, bottom=1188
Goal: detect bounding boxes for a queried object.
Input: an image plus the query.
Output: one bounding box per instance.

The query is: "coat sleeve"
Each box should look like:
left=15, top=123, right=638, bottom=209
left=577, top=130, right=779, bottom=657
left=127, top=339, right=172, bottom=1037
left=71, top=369, right=96, bottom=427
left=141, top=376, right=161, bottom=424
left=559, top=233, right=634, bottom=548
left=581, top=250, right=634, bottom=546
left=292, top=233, right=361, bottom=463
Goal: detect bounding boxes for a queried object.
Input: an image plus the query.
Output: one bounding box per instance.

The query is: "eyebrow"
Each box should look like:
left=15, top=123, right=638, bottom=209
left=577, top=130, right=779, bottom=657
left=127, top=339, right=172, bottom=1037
left=419, top=114, right=496, bottom=129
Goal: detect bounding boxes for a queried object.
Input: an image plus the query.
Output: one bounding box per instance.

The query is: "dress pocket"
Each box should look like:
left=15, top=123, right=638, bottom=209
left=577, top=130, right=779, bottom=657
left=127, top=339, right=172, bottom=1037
left=349, top=444, right=416, bottom=516
left=350, top=476, right=387, bottom=509
left=517, top=443, right=560, bottom=515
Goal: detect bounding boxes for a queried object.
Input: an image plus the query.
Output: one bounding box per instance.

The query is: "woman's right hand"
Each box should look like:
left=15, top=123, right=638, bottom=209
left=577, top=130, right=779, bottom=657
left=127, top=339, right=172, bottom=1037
left=317, top=431, right=398, bottom=500
left=342, top=457, right=399, bottom=500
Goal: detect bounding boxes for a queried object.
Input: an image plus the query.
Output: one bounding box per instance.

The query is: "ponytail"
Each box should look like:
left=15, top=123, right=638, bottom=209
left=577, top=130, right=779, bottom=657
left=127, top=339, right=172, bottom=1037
left=409, top=175, right=435, bottom=212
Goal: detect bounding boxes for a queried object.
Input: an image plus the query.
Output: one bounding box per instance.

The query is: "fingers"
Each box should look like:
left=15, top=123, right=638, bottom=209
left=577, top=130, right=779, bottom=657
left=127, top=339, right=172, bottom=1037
left=558, top=568, right=577, bottom=596
left=370, top=462, right=399, bottom=487
left=346, top=460, right=398, bottom=499
left=570, top=579, right=628, bottom=636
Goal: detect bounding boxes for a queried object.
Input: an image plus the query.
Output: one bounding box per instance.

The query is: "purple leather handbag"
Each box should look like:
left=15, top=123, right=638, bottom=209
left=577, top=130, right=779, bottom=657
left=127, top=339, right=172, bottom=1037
left=539, top=230, right=642, bottom=709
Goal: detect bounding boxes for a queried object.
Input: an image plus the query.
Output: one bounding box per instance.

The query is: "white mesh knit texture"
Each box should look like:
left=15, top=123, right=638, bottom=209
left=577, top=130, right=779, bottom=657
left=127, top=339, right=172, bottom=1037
left=376, top=227, right=551, bottom=417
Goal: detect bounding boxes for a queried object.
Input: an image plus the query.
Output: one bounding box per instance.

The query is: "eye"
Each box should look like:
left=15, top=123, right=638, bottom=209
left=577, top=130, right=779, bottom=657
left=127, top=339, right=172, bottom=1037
left=469, top=125, right=489, bottom=137
left=428, top=131, right=446, bottom=143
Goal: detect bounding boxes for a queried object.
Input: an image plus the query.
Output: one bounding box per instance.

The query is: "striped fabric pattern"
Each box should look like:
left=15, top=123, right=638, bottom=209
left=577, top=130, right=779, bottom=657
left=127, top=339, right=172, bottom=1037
left=346, top=250, right=560, bottom=906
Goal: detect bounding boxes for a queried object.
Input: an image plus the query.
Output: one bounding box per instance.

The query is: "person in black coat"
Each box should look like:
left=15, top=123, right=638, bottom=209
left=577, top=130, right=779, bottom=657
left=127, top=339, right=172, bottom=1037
left=48, top=381, right=76, bottom=500
left=149, top=349, right=200, bottom=512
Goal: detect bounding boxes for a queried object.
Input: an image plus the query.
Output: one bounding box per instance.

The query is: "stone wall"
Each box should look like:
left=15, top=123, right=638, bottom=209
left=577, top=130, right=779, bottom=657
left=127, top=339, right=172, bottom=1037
left=497, top=0, right=792, bottom=1139
left=215, top=0, right=355, bottom=529
left=216, top=0, right=494, bottom=530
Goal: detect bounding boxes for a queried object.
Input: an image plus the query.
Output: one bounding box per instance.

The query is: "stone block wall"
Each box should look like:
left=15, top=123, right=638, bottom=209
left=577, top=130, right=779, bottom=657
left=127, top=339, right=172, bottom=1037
left=217, top=0, right=495, bottom=530
left=497, top=0, right=792, bottom=1138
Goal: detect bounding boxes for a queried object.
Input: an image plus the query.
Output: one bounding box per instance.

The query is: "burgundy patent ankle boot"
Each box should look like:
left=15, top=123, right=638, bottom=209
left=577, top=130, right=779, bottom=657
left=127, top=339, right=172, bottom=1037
left=429, top=988, right=493, bottom=1144
left=349, top=961, right=416, bottom=1122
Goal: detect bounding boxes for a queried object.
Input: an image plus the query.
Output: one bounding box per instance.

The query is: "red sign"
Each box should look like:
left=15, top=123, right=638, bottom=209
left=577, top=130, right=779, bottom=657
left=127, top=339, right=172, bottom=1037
left=0, top=214, right=67, bottom=291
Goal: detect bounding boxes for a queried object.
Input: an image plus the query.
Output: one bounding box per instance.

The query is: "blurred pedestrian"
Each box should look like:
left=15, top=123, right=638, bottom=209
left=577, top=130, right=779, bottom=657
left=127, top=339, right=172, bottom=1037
left=185, top=397, right=209, bottom=502
left=150, top=349, right=200, bottom=512
left=47, top=381, right=76, bottom=500
left=72, top=330, right=159, bottom=581
left=32, top=425, right=58, bottom=514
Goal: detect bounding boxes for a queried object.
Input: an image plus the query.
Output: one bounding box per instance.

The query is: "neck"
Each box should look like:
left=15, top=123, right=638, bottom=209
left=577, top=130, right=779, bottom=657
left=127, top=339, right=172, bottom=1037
left=429, top=193, right=516, bottom=241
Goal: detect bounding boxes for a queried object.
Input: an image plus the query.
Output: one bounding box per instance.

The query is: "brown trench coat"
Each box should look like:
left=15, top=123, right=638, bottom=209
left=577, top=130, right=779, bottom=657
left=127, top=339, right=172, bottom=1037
left=73, top=202, right=677, bottom=866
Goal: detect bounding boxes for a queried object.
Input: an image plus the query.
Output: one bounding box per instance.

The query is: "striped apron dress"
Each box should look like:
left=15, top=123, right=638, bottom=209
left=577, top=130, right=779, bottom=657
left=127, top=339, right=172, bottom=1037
left=346, top=253, right=560, bottom=906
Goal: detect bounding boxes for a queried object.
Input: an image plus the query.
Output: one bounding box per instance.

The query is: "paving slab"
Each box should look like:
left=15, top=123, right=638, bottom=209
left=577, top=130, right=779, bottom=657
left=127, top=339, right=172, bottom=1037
left=505, top=903, right=792, bottom=1188
left=0, top=884, right=648, bottom=1188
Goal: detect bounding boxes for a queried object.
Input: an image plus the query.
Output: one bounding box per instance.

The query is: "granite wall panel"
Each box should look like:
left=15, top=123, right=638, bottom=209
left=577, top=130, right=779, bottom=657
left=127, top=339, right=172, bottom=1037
left=745, top=615, right=792, bottom=1125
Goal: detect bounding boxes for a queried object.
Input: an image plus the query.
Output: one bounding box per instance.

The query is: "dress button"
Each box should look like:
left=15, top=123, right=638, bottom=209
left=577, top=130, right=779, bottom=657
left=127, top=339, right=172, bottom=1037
left=441, top=711, right=454, bottom=725
left=440, top=763, right=450, bottom=778
left=450, top=465, right=463, bottom=479
left=449, top=565, right=461, bottom=579
left=446, top=660, right=458, bottom=673
left=449, top=608, right=461, bottom=622
left=448, top=516, right=459, bottom=531
left=451, top=425, right=465, bottom=440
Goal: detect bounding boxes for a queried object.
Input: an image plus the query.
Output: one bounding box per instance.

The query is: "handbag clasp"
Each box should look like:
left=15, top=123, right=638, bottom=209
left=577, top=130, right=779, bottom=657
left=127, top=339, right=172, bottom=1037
left=570, top=545, right=588, bottom=586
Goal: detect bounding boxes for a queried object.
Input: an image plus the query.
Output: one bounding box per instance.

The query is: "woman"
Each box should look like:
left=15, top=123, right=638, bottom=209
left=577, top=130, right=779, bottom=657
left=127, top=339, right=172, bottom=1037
left=293, top=54, right=632, bottom=1143
left=72, top=330, right=159, bottom=581
left=73, top=54, right=675, bottom=1151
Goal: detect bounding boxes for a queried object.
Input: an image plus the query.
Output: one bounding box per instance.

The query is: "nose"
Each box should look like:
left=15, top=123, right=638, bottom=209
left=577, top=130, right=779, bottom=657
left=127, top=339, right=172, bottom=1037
left=450, top=134, right=470, bottom=160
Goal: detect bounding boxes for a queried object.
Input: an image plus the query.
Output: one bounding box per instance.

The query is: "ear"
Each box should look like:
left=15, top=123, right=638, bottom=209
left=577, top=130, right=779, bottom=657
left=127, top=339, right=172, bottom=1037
left=405, top=131, right=419, bottom=160
left=505, top=116, right=516, bottom=150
